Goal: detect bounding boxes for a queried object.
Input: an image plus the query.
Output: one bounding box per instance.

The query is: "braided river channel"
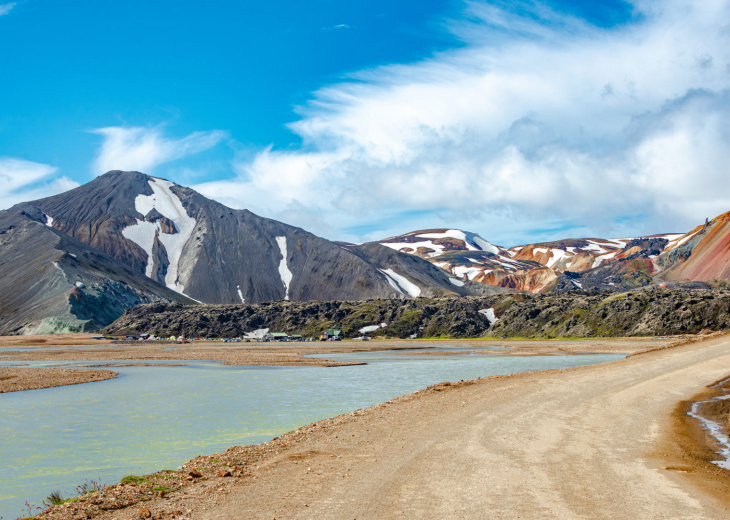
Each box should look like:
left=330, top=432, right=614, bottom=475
left=0, top=347, right=624, bottom=518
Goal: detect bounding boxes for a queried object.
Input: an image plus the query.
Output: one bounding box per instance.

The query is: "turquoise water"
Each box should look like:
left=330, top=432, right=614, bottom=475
left=0, top=350, right=623, bottom=518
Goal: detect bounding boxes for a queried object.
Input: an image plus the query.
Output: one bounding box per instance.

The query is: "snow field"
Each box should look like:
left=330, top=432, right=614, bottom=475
left=122, top=178, right=196, bottom=295
left=448, top=277, right=465, bottom=287
left=379, top=268, right=421, bottom=297
left=275, top=236, right=293, bottom=301
left=478, top=308, right=498, bottom=326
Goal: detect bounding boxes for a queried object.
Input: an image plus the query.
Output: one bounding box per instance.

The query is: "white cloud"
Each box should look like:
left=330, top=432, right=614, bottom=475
left=91, top=126, right=226, bottom=175
left=197, top=0, right=730, bottom=245
left=0, top=158, right=79, bottom=210
left=0, top=3, right=16, bottom=16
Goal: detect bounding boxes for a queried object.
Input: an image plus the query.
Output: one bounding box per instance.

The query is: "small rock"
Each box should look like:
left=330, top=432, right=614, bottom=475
left=158, top=490, right=166, bottom=498
left=189, top=470, right=202, bottom=478
left=217, top=468, right=232, bottom=477
left=139, top=508, right=152, bottom=518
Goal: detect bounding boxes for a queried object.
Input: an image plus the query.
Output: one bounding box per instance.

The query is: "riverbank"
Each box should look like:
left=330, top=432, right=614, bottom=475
left=32, top=334, right=730, bottom=519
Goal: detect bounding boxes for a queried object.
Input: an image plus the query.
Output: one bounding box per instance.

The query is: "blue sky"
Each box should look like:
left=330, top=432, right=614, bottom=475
left=2, top=0, right=730, bottom=246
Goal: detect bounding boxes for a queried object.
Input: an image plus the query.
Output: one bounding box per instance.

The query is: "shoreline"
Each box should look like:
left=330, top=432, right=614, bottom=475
left=30, top=333, right=730, bottom=519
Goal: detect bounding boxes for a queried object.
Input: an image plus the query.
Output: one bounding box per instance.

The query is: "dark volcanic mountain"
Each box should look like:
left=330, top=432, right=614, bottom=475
left=0, top=204, right=194, bottom=334
left=0, top=171, right=505, bottom=334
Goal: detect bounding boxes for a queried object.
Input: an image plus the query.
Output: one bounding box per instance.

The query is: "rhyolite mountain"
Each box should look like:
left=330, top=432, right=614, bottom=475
left=0, top=171, right=505, bottom=334
left=372, top=224, right=727, bottom=293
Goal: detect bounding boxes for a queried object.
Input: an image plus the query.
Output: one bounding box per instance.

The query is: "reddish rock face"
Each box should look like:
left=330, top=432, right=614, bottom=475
left=664, top=213, right=730, bottom=283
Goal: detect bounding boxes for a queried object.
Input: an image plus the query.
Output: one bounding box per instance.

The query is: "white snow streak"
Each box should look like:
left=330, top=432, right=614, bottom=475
left=43, top=213, right=54, bottom=227
left=359, top=323, right=388, bottom=334
left=380, top=270, right=404, bottom=294
left=237, top=285, right=245, bottom=304
left=379, top=268, right=421, bottom=297
left=448, top=277, right=465, bottom=287
left=479, top=308, right=498, bottom=326
left=453, top=265, right=482, bottom=280
left=592, top=252, right=617, bottom=268
left=471, top=235, right=500, bottom=254
left=275, top=236, right=293, bottom=300
left=122, top=178, right=196, bottom=294
left=546, top=249, right=569, bottom=269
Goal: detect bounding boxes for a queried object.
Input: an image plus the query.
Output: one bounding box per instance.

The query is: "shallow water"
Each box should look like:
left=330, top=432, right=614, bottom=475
left=0, top=350, right=623, bottom=518
left=687, top=376, right=730, bottom=469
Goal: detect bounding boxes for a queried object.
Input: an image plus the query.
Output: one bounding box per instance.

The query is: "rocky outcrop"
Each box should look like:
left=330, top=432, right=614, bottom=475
left=107, top=287, right=730, bottom=339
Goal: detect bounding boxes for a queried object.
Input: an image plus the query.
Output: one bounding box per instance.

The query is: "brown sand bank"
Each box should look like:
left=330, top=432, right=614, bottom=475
left=0, top=367, right=118, bottom=393
left=0, top=334, right=672, bottom=365
left=35, top=334, right=730, bottom=520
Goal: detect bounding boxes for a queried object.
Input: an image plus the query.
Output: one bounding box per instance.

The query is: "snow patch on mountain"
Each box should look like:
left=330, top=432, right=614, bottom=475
left=379, top=269, right=421, bottom=297
left=418, top=229, right=475, bottom=249
left=666, top=231, right=700, bottom=251
left=43, top=213, right=54, bottom=227
left=593, top=252, right=618, bottom=268
left=546, top=249, right=569, bottom=269
left=122, top=221, right=158, bottom=277
left=471, top=236, right=500, bottom=255
left=382, top=241, right=445, bottom=257
left=122, top=178, right=196, bottom=294
left=453, top=266, right=482, bottom=280
left=237, top=285, right=245, bottom=304
left=448, top=277, right=465, bottom=287
left=275, top=236, right=293, bottom=300
left=359, top=323, right=388, bottom=334
left=380, top=269, right=404, bottom=294
left=479, top=308, right=498, bottom=326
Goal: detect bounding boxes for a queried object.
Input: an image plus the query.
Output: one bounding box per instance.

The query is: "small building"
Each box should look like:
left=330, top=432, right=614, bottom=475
left=321, top=329, right=343, bottom=341
left=290, top=334, right=303, bottom=342
left=265, top=332, right=290, bottom=342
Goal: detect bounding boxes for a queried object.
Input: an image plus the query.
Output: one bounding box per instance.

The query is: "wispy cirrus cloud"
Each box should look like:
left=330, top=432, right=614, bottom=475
left=0, top=3, right=16, bottom=16
left=91, top=126, right=227, bottom=175
left=195, top=0, right=730, bottom=245
left=0, top=158, right=79, bottom=210
left=322, top=23, right=350, bottom=31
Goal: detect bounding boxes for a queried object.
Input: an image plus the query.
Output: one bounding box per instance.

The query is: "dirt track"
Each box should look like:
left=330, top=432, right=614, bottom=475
left=181, top=336, right=730, bottom=519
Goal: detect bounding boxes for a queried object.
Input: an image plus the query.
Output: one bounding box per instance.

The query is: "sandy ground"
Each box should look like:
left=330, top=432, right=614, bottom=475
left=0, top=367, right=118, bottom=393
left=0, top=333, right=672, bottom=364
left=34, top=333, right=730, bottom=520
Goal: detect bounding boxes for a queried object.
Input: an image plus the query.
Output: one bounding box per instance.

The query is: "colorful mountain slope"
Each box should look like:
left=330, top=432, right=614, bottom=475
left=375, top=229, right=687, bottom=293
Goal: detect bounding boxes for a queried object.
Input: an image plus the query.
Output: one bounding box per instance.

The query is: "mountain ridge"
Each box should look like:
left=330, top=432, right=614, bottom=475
left=0, top=171, right=506, bottom=334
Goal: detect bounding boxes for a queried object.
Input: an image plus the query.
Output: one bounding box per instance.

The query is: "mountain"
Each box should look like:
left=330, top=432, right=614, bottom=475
left=372, top=227, right=713, bottom=293
left=0, top=204, right=194, bottom=335
left=658, top=213, right=730, bottom=283
left=0, top=172, right=506, bottom=334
